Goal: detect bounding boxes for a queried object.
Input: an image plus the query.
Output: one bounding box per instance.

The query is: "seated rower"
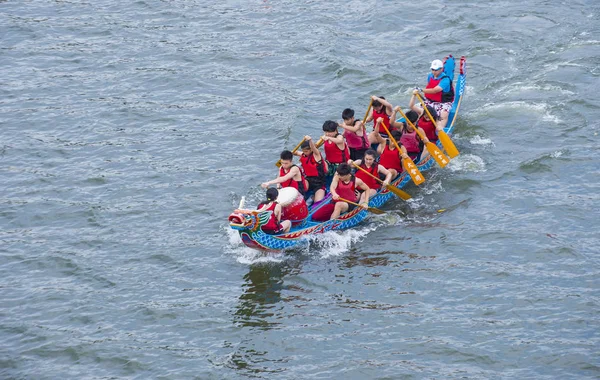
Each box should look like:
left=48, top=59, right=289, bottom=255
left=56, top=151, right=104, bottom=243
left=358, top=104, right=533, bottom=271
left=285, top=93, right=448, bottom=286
left=258, top=188, right=291, bottom=234
left=373, top=117, right=410, bottom=179
left=329, top=163, right=370, bottom=220
left=366, top=95, right=394, bottom=145
left=347, top=149, right=392, bottom=198
left=409, top=93, right=440, bottom=143
left=339, top=108, right=370, bottom=161
left=322, top=120, right=350, bottom=177
left=261, top=150, right=308, bottom=194
left=389, top=108, right=429, bottom=162
left=293, top=135, right=327, bottom=202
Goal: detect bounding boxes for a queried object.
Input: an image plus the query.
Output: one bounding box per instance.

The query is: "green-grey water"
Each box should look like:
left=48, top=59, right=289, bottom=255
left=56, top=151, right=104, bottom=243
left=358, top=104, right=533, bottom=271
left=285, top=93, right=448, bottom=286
left=1, top=0, right=599, bottom=378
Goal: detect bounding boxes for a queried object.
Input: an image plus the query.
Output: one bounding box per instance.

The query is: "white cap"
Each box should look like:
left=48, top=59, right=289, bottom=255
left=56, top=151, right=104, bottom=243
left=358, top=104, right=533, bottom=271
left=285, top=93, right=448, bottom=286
left=430, top=59, right=444, bottom=70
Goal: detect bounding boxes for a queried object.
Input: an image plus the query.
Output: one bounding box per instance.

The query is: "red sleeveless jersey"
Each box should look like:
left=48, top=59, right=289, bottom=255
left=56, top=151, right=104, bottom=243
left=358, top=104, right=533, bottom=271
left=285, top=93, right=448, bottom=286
left=400, top=129, right=420, bottom=154
left=379, top=143, right=402, bottom=172
left=373, top=108, right=391, bottom=132
left=419, top=118, right=438, bottom=142
left=356, top=163, right=380, bottom=190
left=300, top=153, right=325, bottom=178
left=279, top=165, right=306, bottom=193
left=323, top=137, right=349, bottom=164
left=335, top=177, right=357, bottom=203
left=261, top=202, right=281, bottom=232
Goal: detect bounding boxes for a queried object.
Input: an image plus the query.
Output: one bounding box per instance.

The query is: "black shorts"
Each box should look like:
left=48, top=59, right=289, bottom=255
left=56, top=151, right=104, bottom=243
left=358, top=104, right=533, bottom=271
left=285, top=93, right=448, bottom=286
left=306, top=176, right=326, bottom=192
left=349, top=147, right=367, bottom=161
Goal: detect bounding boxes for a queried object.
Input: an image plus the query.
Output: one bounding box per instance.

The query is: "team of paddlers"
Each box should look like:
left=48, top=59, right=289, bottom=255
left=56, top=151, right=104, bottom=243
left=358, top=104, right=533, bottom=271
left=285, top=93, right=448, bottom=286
left=256, top=59, right=457, bottom=235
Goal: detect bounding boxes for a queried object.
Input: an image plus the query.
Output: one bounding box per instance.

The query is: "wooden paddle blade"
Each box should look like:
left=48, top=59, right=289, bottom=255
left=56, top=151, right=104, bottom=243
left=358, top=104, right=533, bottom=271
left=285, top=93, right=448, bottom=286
left=438, top=130, right=459, bottom=158
left=402, top=158, right=425, bottom=186
left=367, top=207, right=385, bottom=215
left=385, top=184, right=411, bottom=200
left=275, top=160, right=282, bottom=168
left=425, top=142, right=449, bottom=168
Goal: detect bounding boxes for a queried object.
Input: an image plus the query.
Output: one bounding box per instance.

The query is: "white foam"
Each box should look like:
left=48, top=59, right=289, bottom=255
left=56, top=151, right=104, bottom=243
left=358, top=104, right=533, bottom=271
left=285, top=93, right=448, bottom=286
left=550, top=151, right=563, bottom=158
left=236, top=250, right=284, bottom=265
left=501, top=82, right=575, bottom=96
left=308, top=226, right=375, bottom=258
left=469, top=135, right=495, bottom=146
left=475, top=101, right=562, bottom=124
left=448, top=154, right=486, bottom=173
left=421, top=180, right=444, bottom=196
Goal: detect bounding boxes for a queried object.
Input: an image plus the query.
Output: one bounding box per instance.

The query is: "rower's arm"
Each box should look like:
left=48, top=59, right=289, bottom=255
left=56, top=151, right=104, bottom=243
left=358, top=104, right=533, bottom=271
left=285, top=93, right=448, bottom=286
left=409, top=93, right=421, bottom=114
left=338, top=121, right=361, bottom=133
left=330, top=175, right=340, bottom=199
left=373, top=119, right=386, bottom=145
left=306, top=136, right=322, bottom=161
left=264, top=166, right=298, bottom=186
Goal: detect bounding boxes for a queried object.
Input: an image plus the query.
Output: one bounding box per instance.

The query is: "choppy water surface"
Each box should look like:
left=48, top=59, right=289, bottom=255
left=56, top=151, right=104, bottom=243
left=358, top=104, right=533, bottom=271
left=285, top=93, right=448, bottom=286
left=1, top=0, right=599, bottom=378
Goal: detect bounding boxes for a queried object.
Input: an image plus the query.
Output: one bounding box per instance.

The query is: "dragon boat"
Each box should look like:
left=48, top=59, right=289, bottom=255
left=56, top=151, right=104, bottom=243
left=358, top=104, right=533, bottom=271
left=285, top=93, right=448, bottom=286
left=229, top=55, right=467, bottom=251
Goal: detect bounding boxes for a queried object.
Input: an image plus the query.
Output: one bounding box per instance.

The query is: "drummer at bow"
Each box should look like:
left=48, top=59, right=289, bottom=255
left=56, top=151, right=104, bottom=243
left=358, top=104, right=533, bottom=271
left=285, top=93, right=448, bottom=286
left=329, top=163, right=370, bottom=220
left=257, top=188, right=291, bottom=234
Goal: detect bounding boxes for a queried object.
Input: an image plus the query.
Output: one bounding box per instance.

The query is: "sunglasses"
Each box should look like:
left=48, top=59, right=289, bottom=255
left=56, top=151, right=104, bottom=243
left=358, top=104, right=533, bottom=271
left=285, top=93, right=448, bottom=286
left=431, top=68, right=442, bottom=71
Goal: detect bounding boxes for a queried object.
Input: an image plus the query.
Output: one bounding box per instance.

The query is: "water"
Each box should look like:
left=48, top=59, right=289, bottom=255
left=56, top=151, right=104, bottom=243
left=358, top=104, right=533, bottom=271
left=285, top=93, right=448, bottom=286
left=1, top=0, right=599, bottom=378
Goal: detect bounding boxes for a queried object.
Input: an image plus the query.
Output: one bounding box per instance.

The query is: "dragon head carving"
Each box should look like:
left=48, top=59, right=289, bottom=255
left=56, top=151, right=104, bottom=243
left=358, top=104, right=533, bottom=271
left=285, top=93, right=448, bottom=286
left=228, top=209, right=272, bottom=233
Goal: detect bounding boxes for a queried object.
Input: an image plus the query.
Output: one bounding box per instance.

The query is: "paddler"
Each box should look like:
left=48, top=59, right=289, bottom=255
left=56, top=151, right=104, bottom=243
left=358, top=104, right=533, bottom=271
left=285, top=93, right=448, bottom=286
left=409, top=93, right=440, bottom=143
left=347, top=149, right=392, bottom=198
left=322, top=120, right=350, bottom=180
left=338, top=108, right=369, bottom=161
left=373, top=117, right=410, bottom=179
left=329, top=163, right=370, bottom=220
left=365, top=95, right=394, bottom=145
left=293, top=135, right=327, bottom=202
left=388, top=108, right=429, bottom=162
left=261, top=150, right=308, bottom=195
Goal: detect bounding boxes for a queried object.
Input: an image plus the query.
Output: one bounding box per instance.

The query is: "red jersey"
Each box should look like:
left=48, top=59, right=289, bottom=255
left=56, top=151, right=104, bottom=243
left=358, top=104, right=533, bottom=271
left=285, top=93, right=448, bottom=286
left=323, top=137, right=350, bottom=164
left=335, top=176, right=357, bottom=203
left=300, top=153, right=326, bottom=178
left=261, top=202, right=281, bottom=232
left=419, top=118, right=438, bottom=142
left=379, top=143, right=402, bottom=172
left=373, top=108, right=391, bottom=132
left=356, top=163, right=380, bottom=190
left=279, top=165, right=306, bottom=194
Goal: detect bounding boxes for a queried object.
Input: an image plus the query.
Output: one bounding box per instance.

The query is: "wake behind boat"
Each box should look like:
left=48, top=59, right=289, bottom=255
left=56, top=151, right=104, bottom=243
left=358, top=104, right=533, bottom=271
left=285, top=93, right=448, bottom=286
left=229, top=56, right=467, bottom=251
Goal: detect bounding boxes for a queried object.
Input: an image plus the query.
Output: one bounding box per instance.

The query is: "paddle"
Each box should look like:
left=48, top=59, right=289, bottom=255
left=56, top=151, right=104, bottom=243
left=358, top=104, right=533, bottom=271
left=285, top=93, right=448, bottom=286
left=395, top=106, right=449, bottom=168
left=363, top=98, right=373, bottom=125
left=275, top=138, right=306, bottom=167
left=415, top=92, right=459, bottom=158
left=379, top=121, right=425, bottom=186
left=351, top=162, right=411, bottom=201
left=337, top=197, right=385, bottom=215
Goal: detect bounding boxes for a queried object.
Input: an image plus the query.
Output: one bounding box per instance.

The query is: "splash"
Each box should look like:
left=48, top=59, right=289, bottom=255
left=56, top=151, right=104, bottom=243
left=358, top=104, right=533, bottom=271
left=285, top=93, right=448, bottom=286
left=474, top=101, right=561, bottom=124
left=469, top=135, right=495, bottom=146
left=501, top=82, right=575, bottom=96
left=306, top=226, right=376, bottom=258
left=447, top=154, right=486, bottom=172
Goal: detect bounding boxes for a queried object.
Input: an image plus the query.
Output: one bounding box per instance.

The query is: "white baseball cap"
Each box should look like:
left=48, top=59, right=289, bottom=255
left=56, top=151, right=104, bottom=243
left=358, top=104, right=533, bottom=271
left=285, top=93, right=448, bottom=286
left=430, top=59, right=444, bottom=70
